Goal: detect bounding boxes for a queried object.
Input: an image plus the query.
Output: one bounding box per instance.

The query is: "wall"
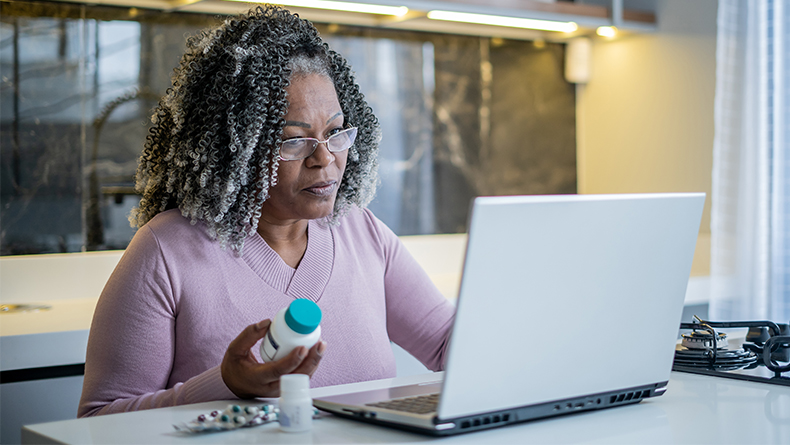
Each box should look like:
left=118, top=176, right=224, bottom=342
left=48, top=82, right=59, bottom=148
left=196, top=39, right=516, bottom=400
left=576, top=0, right=718, bottom=276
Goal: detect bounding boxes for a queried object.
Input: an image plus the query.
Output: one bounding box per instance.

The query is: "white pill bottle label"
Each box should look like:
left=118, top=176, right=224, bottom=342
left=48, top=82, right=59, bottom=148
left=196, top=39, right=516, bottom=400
left=278, top=374, right=313, bottom=433
left=261, top=299, right=322, bottom=362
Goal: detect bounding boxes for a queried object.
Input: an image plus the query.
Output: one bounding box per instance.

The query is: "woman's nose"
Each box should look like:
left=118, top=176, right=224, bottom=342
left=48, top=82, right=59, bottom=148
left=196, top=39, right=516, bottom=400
left=305, top=141, right=335, bottom=167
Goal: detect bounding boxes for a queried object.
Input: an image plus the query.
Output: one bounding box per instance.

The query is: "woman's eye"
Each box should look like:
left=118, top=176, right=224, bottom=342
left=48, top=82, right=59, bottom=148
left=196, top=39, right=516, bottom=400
left=327, top=128, right=343, bottom=138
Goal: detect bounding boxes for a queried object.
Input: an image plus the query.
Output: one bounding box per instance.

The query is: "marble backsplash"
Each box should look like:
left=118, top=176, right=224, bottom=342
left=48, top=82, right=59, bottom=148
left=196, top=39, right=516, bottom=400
left=0, top=1, right=575, bottom=255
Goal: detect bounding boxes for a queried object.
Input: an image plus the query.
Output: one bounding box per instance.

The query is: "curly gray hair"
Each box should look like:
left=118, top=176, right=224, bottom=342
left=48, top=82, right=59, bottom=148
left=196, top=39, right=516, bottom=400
left=130, top=5, right=380, bottom=253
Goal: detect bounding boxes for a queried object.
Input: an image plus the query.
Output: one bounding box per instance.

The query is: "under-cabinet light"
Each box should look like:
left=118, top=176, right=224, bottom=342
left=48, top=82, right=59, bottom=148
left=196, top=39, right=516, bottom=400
left=234, top=0, right=409, bottom=16
left=426, top=10, right=578, bottom=33
left=596, top=26, right=617, bottom=38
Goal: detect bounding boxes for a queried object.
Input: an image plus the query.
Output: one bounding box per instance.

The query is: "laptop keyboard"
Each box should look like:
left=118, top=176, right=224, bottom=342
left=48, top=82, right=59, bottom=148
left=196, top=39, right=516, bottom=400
left=365, top=393, right=440, bottom=414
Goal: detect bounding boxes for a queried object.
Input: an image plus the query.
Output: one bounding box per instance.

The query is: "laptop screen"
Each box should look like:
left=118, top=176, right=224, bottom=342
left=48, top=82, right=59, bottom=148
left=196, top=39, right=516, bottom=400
left=438, top=193, right=704, bottom=419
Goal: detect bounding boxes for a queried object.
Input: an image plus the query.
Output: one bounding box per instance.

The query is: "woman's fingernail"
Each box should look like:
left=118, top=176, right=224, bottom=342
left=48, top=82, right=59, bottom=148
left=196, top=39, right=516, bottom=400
left=317, top=341, right=327, bottom=355
left=298, top=347, right=307, bottom=359
left=256, top=320, right=269, bottom=330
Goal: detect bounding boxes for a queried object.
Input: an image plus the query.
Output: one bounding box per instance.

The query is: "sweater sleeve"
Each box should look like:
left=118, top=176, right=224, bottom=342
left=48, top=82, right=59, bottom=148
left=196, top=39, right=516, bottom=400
left=78, top=225, right=237, bottom=418
left=364, top=210, right=456, bottom=372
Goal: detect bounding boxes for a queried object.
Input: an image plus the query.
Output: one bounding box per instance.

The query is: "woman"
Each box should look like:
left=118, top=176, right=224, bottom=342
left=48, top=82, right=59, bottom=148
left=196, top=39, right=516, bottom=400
left=78, top=6, right=455, bottom=417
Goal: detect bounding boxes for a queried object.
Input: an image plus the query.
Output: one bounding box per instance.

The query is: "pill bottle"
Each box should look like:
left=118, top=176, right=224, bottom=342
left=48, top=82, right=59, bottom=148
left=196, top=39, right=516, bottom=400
left=260, top=299, right=322, bottom=362
left=278, top=374, right=313, bottom=432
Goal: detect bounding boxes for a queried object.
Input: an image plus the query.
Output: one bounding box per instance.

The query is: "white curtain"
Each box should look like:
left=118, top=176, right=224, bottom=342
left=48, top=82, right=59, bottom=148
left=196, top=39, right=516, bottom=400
left=710, top=0, right=789, bottom=322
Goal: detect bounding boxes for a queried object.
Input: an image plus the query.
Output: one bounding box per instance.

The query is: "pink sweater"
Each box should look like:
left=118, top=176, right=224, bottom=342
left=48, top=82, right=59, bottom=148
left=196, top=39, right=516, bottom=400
left=78, top=208, right=455, bottom=417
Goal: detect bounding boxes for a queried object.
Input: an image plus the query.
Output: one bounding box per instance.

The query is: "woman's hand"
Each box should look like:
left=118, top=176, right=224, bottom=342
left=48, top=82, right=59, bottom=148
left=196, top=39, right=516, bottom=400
left=221, top=319, right=326, bottom=399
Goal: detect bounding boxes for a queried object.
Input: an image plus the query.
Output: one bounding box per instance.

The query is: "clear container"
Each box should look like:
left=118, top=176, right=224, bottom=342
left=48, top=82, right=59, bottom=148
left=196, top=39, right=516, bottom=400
left=278, top=374, right=313, bottom=432
left=260, top=299, right=322, bottom=362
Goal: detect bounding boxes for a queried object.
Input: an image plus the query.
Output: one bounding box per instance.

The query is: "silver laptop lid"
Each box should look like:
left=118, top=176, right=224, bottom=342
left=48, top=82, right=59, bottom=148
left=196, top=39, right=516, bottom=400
left=438, top=193, right=705, bottom=420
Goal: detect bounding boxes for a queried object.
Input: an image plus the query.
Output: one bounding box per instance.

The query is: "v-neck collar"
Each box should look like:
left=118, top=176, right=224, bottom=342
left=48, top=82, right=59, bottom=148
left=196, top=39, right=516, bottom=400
left=242, top=219, right=334, bottom=302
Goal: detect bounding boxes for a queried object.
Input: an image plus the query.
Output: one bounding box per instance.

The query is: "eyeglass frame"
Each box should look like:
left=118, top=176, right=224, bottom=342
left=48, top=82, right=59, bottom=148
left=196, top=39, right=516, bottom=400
left=276, top=127, right=358, bottom=161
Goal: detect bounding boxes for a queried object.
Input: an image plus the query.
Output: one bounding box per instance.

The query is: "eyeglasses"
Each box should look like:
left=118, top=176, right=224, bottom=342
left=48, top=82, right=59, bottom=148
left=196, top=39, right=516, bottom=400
left=277, top=127, right=358, bottom=161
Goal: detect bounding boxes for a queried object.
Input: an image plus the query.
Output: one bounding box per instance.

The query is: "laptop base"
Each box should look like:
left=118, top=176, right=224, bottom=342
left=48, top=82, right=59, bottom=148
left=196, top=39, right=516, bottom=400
left=315, top=381, right=667, bottom=436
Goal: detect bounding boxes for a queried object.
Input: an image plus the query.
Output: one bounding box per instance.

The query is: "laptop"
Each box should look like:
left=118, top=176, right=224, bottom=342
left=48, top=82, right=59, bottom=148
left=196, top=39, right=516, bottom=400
left=313, top=193, right=705, bottom=435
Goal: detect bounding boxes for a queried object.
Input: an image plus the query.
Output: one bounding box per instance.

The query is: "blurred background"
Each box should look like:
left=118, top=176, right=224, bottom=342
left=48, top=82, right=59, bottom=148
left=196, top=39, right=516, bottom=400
left=0, top=0, right=710, bottom=266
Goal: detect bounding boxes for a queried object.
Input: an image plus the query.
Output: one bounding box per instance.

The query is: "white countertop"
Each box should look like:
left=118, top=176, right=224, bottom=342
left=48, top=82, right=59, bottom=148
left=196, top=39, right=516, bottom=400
left=0, top=251, right=120, bottom=371
left=22, top=371, right=790, bottom=444
left=1, top=234, right=709, bottom=372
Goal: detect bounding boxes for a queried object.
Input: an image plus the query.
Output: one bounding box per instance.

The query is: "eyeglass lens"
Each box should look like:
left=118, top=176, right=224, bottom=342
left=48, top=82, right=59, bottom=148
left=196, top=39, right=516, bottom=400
left=279, top=127, right=357, bottom=161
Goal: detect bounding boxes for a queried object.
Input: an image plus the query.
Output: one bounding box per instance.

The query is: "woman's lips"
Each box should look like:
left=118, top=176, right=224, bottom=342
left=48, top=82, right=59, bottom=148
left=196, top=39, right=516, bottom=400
left=303, top=181, right=337, bottom=197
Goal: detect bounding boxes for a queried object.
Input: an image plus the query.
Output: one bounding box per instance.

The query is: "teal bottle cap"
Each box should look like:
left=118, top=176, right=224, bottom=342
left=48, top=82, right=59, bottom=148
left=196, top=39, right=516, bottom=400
left=284, top=299, right=322, bottom=334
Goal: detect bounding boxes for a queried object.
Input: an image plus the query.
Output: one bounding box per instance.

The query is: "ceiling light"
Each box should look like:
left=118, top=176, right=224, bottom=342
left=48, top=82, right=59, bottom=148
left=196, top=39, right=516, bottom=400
left=237, top=1, right=409, bottom=16
left=426, top=10, right=577, bottom=33
left=596, top=26, right=617, bottom=38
